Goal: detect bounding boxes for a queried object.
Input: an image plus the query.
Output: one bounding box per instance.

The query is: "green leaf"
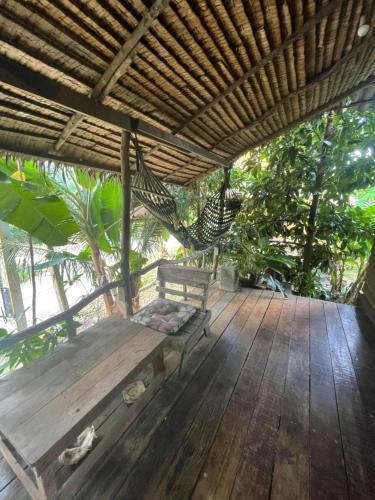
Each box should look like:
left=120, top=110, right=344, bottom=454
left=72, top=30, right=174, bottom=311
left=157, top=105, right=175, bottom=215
left=75, top=170, right=97, bottom=189
left=90, top=182, right=122, bottom=253
left=0, top=328, right=8, bottom=338
left=0, top=174, right=79, bottom=246
left=33, top=250, right=90, bottom=271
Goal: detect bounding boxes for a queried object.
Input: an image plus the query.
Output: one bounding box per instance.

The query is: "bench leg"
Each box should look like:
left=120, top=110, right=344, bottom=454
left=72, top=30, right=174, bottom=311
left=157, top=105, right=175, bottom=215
left=0, top=438, right=43, bottom=500
left=178, top=351, right=186, bottom=377
left=152, top=350, right=165, bottom=377
left=33, top=465, right=58, bottom=500
left=204, top=324, right=211, bottom=337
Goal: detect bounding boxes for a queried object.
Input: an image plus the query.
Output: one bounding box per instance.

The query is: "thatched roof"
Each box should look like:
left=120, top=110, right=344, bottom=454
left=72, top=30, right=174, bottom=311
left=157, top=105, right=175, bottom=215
left=0, top=0, right=374, bottom=184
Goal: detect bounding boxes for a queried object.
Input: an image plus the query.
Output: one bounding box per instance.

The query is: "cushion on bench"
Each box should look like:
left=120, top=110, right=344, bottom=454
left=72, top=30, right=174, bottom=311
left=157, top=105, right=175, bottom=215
left=131, top=298, right=196, bottom=334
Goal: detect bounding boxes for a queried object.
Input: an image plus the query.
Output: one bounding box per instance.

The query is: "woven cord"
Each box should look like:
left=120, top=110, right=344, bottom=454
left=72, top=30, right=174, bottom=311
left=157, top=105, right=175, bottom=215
left=130, top=137, right=241, bottom=250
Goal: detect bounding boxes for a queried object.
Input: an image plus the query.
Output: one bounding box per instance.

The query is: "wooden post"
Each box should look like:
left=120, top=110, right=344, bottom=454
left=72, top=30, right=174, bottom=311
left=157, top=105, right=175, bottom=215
left=182, top=247, right=188, bottom=300
left=65, top=313, right=77, bottom=339
left=121, top=131, right=133, bottom=317
left=213, top=246, right=219, bottom=280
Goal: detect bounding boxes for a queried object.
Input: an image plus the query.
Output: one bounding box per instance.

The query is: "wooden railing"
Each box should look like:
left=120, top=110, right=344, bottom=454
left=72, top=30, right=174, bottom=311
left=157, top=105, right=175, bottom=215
left=0, top=246, right=218, bottom=350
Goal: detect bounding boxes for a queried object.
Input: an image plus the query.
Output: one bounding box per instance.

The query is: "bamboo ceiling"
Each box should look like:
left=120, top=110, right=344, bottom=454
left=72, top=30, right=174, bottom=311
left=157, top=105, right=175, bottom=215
left=0, top=0, right=374, bottom=184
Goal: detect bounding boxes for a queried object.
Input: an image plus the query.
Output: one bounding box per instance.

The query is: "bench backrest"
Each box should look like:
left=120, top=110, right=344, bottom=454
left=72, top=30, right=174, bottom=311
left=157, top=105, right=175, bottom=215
left=156, top=265, right=212, bottom=311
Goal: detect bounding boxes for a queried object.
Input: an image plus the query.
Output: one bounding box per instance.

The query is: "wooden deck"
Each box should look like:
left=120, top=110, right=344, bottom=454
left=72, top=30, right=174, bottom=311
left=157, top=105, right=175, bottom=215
left=1, top=284, right=375, bottom=499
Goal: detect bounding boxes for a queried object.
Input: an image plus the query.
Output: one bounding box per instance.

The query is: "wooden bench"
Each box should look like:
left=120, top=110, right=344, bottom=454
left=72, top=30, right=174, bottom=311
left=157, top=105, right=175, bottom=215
left=0, top=317, right=167, bottom=500
left=156, top=264, right=213, bottom=375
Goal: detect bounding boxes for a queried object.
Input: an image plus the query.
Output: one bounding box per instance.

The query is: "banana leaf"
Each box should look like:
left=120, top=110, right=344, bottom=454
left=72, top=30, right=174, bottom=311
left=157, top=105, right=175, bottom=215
left=0, top=172, right=79, bottom=246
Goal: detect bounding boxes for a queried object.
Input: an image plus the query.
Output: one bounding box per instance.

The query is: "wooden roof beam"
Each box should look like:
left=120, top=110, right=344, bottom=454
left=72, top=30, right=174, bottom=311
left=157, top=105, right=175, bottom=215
left=0, top=140, right=121, bottom=174
left=92, top=0, right=172, bottom=100
left=0, top=56, right=230, bottom=168
left=176, top=0, right=345, bottom=131
left=52, top=0, right=172, bottom=153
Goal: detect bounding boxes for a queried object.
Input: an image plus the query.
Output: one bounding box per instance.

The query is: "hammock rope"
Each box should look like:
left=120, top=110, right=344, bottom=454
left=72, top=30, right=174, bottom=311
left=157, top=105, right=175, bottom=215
left=131, top=136, right=242, bottom=250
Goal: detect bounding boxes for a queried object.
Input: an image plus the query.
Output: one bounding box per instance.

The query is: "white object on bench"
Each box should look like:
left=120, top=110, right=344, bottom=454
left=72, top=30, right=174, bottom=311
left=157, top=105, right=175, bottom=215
left=58, top=425, right=97, bottom=466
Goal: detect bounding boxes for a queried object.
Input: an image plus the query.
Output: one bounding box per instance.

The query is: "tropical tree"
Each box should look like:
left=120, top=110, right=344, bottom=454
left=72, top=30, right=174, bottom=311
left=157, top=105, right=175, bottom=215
left=0, top=222, right=27, bottom=330
left=0, top=158, right=173, bottom=320
left=218, top=108, right=375, bottom=300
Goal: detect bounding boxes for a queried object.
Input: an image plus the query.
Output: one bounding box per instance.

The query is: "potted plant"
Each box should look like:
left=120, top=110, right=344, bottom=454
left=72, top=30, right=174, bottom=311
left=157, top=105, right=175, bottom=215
left=221, top=236, right=296, bottom=296
left=218, top=259, right=240, bottom=292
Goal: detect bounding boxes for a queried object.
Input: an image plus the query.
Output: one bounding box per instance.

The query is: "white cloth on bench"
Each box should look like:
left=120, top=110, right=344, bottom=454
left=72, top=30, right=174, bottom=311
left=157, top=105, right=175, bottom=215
left=58, top=426, right=97, bottom=466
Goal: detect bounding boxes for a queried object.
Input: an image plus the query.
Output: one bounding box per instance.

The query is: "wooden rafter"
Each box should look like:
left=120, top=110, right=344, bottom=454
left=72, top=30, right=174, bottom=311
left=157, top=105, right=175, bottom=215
left=0, top=137, right=126, bottom=174
left=93, top=0, right=172, bottom=100
left=51, top=0, right=172, bottom=153
left=0, top=55, right=230, bottom=168
left=53, top=114, right=86, bottom=152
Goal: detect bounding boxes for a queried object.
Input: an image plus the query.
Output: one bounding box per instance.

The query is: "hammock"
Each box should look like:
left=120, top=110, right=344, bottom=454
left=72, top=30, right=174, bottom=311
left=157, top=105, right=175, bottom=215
left=131, top=137, right=242, bottom=250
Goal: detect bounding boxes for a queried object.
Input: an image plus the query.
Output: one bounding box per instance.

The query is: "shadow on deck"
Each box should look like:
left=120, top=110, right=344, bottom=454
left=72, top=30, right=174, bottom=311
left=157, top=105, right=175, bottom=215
left=1, top=283, right=375, bottom=499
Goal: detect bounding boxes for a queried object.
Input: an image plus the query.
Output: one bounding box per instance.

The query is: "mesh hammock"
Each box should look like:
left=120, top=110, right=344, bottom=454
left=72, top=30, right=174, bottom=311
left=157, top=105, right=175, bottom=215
left=131, top=137, right=242, bottom=250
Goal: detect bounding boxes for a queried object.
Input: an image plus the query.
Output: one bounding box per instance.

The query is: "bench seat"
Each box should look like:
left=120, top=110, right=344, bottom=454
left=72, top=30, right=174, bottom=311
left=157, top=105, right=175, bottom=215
left=139, top=264, right=213, bottom=375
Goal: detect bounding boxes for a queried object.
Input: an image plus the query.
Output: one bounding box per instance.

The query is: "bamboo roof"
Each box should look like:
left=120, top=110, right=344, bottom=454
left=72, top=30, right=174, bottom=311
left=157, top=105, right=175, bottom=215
left=0, top=0, right=374, bottom=184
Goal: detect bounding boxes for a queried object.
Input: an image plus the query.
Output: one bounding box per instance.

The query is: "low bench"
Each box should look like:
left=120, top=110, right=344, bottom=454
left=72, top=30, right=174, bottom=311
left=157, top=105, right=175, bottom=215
left=0, top=317, right=167, bottom=500
left=143, top=264, right=213, bottom=375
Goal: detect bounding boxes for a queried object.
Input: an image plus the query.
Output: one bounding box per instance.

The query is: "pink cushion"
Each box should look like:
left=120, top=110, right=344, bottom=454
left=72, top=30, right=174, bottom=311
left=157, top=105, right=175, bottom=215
left=131, top=298, right=196, bottom=334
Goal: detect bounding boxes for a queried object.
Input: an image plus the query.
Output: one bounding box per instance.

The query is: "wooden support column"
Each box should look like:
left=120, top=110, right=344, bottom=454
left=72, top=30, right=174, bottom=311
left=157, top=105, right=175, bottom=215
left=213, top=246, right=219, bottom=280
left=121, top=131, right=133, bottom=318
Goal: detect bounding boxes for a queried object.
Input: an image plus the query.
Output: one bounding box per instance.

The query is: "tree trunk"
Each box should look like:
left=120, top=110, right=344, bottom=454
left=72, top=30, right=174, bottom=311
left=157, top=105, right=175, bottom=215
left=345, top=262, right=367, bottom=303
left=302, top=111, right=335, bottom=278
left=88, top=238, right=114, bottom=316
left=0, top=221, right=27, bottom=330
left=28, top=234, right=37, bottom=326
left=51, top=264, right=69, bottom=311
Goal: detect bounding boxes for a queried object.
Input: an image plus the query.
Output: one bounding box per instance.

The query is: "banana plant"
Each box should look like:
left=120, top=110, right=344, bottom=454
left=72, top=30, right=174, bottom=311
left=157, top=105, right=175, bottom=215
left=0, top=160, right=121, bottom=315
left=0, top=158, right=174, bottom=322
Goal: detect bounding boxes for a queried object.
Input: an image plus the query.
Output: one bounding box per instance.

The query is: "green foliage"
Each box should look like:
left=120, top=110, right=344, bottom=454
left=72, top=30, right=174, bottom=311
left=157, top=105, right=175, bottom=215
left=132, top=214, right=169, bottom=257
left=90, top=180, right=123, bottom=253
left=221, top=231, right=296, bottom=296
left=0, top=169, right=78, bottom=246
left=217, top=108, right=375, bottom=301
left=173, top=245, right=186, bottom=261
left=0, top=320, right=80, bottom=374
left=129, top=250, right=148, bottom=274
left=0, top=160, right=124, bottom=255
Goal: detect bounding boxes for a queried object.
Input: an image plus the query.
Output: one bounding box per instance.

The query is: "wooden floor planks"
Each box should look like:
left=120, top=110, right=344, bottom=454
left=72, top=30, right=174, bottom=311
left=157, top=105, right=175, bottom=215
left=152, top=291, right=274, bottom=500
left=324, top=301, right=375, bottom=499
left=309, top=299, right=349, bottom=500
left=228, top=295, right=296, bottom=500
left=110, top=289, right=256, bottom=500
left=1, top=287, right=375, bottom=500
